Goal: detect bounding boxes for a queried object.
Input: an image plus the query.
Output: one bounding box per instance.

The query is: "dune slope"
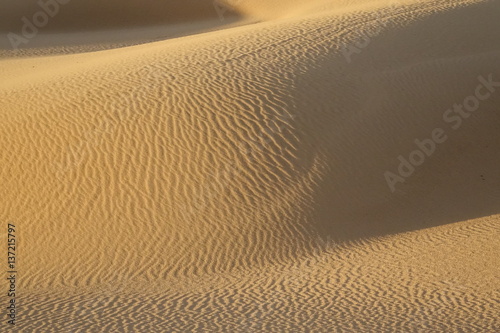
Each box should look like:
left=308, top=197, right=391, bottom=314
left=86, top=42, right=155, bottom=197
left=0, top=0, right=499, bottom=331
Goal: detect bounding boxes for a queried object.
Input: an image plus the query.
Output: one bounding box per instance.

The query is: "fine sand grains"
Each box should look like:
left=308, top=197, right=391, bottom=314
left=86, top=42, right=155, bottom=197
left=1, top=0, right=499, bottom=331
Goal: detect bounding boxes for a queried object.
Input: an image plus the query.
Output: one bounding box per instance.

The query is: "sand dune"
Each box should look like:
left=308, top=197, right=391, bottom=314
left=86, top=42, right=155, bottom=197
left=0, top=0, right=238, bottom=31
left=1, top=0, right=499, bottom=331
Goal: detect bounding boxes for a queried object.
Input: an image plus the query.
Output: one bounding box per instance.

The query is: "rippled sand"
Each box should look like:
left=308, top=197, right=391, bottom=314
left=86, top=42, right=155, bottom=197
left=1, top=0, right=499, bottom=331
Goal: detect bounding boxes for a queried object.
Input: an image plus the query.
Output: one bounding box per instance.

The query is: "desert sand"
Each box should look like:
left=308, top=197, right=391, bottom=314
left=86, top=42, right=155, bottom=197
left=1, top=0, right=499, bottom=331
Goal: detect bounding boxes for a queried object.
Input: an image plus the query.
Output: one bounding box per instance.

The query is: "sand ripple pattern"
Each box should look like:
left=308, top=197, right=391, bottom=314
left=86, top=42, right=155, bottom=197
left=18, top=216, right=500, bottom=332
left=1, top=0, right=499, bottom=331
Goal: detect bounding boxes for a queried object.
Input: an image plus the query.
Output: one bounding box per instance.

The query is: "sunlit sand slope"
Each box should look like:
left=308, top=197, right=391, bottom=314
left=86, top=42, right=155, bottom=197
left=21, top=216, right=500, bottom=331
left=0, top=0, right=499, bottom=331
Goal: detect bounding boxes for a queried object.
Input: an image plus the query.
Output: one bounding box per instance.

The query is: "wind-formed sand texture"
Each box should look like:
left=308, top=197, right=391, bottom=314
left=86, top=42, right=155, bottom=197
left=1, top=0, right=499, bottom=331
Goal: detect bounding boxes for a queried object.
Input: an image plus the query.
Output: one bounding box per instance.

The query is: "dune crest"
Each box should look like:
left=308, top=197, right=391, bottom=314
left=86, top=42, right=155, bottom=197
left=1, top=0, right=499, bottom=331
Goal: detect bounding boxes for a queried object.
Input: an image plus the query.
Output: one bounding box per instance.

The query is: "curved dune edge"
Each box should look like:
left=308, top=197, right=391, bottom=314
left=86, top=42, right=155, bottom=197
left=0, top=0, right=433, bottom=56
left=0, top=0, right=324, bottom=56
left=1, top=0, right=499, bottom=331
left=20, top=215, right=500, bottom=331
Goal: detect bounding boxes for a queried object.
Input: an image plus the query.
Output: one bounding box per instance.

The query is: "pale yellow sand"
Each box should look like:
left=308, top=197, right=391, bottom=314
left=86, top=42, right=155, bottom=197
left=1, top=0, right=499, bottom=331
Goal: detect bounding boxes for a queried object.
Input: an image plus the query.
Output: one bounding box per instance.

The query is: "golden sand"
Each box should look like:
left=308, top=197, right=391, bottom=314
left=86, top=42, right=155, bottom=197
left=1, top=0, right=499, bottom=331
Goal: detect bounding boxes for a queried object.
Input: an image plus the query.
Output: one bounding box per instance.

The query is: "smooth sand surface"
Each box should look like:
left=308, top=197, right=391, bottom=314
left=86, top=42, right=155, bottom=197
left=1, top=0, right=499, bottom=331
